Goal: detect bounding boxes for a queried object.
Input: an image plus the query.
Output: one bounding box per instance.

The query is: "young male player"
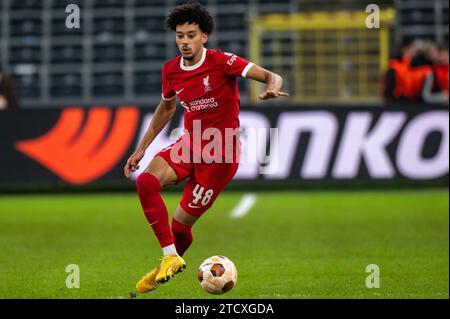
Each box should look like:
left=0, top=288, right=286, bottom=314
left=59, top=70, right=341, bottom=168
left=124, top=2, right=288, bottom=293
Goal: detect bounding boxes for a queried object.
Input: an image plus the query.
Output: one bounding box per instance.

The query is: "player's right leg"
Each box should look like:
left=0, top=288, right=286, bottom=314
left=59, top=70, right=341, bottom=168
left=135, top=154, right=190, bottom=293
left=136, top=156, right=177, bottom=251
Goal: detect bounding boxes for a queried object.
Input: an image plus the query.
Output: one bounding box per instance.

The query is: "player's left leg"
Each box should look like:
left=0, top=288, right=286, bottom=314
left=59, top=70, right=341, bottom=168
left=172, top=161, right=239, bottom=257
left=171, top=205, right=199, bottom=257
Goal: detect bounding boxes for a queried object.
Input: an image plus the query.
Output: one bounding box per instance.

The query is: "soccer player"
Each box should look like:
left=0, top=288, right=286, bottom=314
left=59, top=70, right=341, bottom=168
left=124, top=2, right=288, bottom=293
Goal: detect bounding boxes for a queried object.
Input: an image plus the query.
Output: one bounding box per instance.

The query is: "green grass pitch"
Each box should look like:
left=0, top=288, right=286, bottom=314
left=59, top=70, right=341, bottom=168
left=0, top=190, right=448, bottom=299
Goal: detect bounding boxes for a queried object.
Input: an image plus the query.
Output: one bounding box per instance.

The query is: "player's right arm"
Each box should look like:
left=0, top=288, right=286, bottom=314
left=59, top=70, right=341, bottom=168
left=124, top=97, right=177, bottom=178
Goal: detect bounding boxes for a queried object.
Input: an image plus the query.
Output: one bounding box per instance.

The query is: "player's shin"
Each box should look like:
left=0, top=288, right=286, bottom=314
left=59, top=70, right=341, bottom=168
left=136, top=172, right=175, bottom=249
left=171, top=218, right=193, bottom=257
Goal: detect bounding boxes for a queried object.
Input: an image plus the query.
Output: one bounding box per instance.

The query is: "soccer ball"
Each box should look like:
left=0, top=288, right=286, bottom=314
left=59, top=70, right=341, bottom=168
left=198, top=255, right=238, bottom=295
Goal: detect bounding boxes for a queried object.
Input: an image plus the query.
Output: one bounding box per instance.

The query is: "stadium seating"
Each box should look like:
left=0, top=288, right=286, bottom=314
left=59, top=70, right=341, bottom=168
left=397, top=0, right=449, bottom=42
left=0, top=0, right=447, bottom=107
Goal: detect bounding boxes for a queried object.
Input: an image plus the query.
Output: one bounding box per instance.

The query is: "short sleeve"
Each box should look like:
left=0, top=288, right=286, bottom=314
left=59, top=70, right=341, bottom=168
left=219, top=51, right=254, bottom=78
left=161, top=64, right=176, bottom=101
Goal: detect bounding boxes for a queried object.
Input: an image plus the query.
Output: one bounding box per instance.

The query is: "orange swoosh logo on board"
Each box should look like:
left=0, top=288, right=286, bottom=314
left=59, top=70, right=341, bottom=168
left=15, top=106, right=139, bottom=184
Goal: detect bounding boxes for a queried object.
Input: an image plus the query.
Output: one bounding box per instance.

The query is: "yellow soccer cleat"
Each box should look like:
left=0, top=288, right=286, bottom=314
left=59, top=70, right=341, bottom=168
left=135, top=266, right=161, bottom=293
left=155, top=255, right=187, bottom=283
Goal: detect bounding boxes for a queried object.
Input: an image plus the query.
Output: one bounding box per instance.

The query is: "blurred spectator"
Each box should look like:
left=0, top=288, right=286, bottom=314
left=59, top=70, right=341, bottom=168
left=411, top=42, right=448, bottom=105
left=383, top=40, right=449, bottom=105
left=0, top=69, right=19, bottom=110
left=433, top=43, right=449, bottom=95
left=383, top=38, right=417, bottom=103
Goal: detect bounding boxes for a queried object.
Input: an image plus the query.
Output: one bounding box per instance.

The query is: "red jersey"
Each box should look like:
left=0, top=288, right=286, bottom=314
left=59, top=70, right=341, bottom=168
left=161, top=48, right=253, bottom=162
left=162, top=48, right=252, bottom=133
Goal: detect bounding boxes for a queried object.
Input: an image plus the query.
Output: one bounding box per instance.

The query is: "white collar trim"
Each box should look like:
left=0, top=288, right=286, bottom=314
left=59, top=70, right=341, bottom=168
left=180, top=47, right=207, bottom=71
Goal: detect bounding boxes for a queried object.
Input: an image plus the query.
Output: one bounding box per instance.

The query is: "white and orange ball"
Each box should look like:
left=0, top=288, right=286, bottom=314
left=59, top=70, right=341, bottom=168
left=198, top=255, right=238, bottom=295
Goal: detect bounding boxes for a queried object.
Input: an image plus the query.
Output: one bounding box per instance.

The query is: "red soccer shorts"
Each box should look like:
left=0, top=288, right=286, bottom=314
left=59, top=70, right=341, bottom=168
left=155, top=138, right=239, bottom=217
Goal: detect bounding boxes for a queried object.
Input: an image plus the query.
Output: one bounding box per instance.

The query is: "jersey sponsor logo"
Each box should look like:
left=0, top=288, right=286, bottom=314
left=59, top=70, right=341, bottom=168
left=181, top=101, right=191, bottom=112
left=226, top=54, right=237, bottom=66
left=15, top=107, right=139, bottom=184
left=181, top=97, right=219, bottom=112
left=176, top=88, right=184, bottom=95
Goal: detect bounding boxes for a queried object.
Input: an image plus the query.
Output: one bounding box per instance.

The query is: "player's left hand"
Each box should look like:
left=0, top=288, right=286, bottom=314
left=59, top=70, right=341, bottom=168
left=259, top=89, right=289, bottom=100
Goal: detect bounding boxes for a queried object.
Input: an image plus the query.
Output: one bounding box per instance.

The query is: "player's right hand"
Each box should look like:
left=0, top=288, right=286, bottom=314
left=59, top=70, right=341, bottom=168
left=124, top=150, right=145, bottom=178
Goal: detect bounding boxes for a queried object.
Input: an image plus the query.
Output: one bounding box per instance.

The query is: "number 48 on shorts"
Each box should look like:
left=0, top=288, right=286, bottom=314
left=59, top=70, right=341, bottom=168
left=188, top=184, right=214, bottom=209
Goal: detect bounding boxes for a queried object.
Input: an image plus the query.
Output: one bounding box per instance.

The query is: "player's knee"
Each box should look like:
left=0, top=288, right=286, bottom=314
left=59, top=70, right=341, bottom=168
left=136, top=172, right=161, bottom=194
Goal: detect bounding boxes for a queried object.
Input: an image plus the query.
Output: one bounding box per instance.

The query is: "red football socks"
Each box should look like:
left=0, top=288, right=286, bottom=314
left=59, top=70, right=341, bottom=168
left=136, top=173, right=174, bottom=248
left=172, top=218, right=193, bottom=257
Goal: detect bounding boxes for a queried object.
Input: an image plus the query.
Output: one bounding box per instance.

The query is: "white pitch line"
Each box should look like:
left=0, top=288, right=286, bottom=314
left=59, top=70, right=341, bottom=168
left=229, top=193, right=257, bottom=219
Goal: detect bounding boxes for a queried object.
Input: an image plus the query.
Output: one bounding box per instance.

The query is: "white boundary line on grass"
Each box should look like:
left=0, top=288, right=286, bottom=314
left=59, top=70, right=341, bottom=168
left=229, top=193, right=257, bottom=219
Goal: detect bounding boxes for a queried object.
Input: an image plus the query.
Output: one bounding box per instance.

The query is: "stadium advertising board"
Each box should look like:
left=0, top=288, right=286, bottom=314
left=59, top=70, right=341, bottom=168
left=0, top=106, right=448, bottom=189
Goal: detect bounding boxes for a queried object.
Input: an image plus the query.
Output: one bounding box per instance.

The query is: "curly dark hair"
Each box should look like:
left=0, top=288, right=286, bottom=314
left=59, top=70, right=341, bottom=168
left=166, top=2, right=215, bottom=35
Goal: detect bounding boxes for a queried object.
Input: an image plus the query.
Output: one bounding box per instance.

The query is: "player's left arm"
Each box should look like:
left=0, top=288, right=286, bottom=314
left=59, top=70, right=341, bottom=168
left=245, top=64, right=289, bottom=100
